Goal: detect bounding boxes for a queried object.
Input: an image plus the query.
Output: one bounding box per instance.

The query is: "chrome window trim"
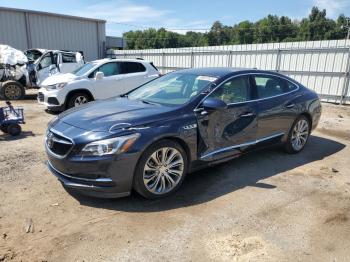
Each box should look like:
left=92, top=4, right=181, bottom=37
left=195, top=72, right=300, bottom=109
left=45, top=128, right=75, bottom=159
left=200, top=132, right=285, bottom=160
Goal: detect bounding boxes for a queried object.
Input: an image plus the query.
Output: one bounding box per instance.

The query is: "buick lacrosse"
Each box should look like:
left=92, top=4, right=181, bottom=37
left=45, top=68, right=321, bottom=199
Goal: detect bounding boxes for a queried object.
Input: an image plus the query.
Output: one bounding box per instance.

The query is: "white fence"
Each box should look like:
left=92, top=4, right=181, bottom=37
left=108, top=40, right=350, bottom=104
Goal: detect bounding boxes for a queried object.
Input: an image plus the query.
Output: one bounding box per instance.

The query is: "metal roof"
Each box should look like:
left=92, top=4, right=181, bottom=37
left=0, top=6, right=106, bottom=23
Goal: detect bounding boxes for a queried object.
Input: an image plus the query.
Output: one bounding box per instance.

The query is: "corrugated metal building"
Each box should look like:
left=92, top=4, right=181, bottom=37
left=0, top=7, right=106, bottom=61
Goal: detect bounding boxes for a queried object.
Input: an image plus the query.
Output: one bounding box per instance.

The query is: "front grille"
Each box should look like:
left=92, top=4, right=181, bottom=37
left=46, top=131, right=73, bottom=157
left=38, top=92, right=44, bottom=102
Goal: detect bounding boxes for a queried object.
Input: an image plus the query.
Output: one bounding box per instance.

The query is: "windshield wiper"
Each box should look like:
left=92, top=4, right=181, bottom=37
left=140, top=99, right=158, bottom=105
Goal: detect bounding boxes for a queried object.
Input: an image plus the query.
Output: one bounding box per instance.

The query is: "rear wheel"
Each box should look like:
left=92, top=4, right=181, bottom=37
left=285, top=115, right=310, bottom=154
left=133, top=140, right=188, bottom=199
left=1, top=81, right=25, bottom=100
left=7, top=124, right=21, bottom=136
left=67, top=93, right=90, bottom=109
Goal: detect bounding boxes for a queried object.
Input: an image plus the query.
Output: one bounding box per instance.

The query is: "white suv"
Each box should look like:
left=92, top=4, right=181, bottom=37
left=37, top=59, right=160, bottom=111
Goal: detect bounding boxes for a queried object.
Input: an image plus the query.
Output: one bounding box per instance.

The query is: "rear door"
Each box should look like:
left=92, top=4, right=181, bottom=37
left=252, top=74, right=299, bottom=140
left=119, top=62, right=149, bottom=92
left=196, top=75, right=258, bottom=161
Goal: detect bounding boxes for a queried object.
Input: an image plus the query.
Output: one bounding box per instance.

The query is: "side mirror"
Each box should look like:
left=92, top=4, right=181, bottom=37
left=202, top=97, right=227, bottom=112
left=95, top=71, right=104, bottom=80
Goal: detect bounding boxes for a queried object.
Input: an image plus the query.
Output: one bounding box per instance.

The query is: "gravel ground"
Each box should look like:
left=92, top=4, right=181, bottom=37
left=0, top=95, right=350, bottom=262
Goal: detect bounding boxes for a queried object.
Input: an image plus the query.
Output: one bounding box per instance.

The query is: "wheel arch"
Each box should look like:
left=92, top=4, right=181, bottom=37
left=299, top=112, right=313, bottom=130
left=140, top=135, right=192, bottom=164
left=65, top=89, right=94, bottom=108
left=133, top=135, right=193, bottom=180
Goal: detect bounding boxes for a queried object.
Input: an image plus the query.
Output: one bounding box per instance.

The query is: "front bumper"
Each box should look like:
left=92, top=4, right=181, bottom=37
left=47, top=160, right=131, bottom=198
left=37, top=88, right=65, bottom=111
left=46, top=146, right=141, bottom=198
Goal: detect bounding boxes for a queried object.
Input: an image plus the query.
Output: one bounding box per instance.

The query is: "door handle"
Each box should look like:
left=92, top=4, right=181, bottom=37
left=240, top=112, right=254, bottom=118
left=285, top=103, right=295, bottom=109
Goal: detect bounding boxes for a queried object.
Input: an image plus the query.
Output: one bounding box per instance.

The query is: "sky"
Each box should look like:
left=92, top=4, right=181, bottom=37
left=0, top=0, right=349, bottom=36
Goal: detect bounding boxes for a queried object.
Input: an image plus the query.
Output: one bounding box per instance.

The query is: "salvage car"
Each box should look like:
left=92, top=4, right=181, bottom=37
left=0, top=45, right=84, bottom=100
left=28, top=49, right=84, bottom=87
left=38, top=58, right=160, bottom=111
left=45, top=68, right=322, bottom=199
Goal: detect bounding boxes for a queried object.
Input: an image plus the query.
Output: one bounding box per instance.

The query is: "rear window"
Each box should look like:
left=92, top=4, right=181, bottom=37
left=121, top=62, right=146, bottom=74
left=62, top=53, right=77, bottom=63
left=254, top=75, right=298, bottom=99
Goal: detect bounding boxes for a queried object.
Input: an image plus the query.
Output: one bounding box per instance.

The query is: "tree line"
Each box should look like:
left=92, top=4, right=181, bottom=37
left=122, top=7, right=349, bottom=49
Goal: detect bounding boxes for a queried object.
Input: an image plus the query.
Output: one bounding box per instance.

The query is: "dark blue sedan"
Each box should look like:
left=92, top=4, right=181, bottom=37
left=45, top=68, right=322, bottom=199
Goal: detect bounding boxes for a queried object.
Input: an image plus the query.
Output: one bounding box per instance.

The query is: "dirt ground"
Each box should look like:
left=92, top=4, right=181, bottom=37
left=0, top=93, right=350, bottom=262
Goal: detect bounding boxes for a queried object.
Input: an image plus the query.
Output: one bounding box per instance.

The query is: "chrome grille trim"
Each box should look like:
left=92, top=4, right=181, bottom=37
left=45, top=128, right=74, bottom=159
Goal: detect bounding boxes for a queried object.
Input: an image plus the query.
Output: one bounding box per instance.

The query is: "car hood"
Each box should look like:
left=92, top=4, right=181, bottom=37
left=58, top=98, right=178, bottom=132
left=41, top=73, right=81, bottom=86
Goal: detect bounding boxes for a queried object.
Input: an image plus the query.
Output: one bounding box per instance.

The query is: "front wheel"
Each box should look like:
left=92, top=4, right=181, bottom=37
left=133, top=140, right=188, bottom=199
left=1, top=81, right=25, bottom=100
left=67, top=93, right=90, bottom=109
left=285, top=116, right=310, bottom=154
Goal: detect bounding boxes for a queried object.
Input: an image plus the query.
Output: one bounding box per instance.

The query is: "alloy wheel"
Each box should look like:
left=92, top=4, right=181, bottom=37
left=74, top=96, right=88, bottom=107
left=291, top=119, right=309, bottom=151
left=4, top=85, right=21, bottom=100
left=143, top=147, right=184, bottom=195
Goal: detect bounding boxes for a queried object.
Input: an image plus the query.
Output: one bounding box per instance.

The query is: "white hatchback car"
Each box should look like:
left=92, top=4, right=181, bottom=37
left=38, top=58, right=160, bottom=111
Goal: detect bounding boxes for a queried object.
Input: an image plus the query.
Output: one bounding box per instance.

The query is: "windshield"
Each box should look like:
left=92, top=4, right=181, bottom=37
left=24, top=50, right=42, bottom=62
left=127, top=72, right=217, bottom=106
left=72, top=62, right=96, bottom=76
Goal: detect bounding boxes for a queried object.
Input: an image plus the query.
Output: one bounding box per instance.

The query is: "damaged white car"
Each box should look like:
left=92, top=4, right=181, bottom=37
left=0, top=44, right=84, bottom=100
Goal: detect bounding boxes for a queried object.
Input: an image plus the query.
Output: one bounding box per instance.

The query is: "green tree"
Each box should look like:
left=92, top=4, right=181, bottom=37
left=122, top=7, right=350, bottom=50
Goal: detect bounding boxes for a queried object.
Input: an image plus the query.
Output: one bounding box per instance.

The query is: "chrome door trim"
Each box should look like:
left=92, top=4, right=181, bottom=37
left=194, top=72, right=300, bottom=110
left=200, top=132, right=285, bottom=160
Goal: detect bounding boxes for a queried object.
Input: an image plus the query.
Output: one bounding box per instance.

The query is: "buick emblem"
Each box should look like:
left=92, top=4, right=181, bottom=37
left=47, top=132, right=54, bottom=149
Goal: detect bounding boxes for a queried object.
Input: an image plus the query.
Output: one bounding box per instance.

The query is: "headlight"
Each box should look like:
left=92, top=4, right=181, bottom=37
left=45, top=82, right=67, bottom=91
left=80, top=133, right=140, bottom=157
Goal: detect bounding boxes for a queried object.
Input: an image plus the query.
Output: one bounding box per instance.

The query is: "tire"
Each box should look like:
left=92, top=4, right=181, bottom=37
left=1, top=81, right=25, bottom=100
left=133, top=139, right=189, bottom=199
left=285, top=115, right=310, bottom=154
left=67, top=92, right=90, bottom=109
left=0, top=124, right=9, bottom=133
left=7, top=124, right=21, bottom=136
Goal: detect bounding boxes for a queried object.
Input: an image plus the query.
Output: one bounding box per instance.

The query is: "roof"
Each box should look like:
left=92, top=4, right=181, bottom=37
left=91, top=58, right=153, bottom=65
left=178, top=67, right=250, bottom=77
left=0, top=6, right=106, bottom=23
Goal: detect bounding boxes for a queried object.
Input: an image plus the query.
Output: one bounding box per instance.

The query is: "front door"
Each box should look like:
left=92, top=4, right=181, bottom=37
left=90, top=62, right=125, bottom=99
left=36, top=52, right=58, bottom=85
left=196, top=75, right=258, bottom=161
